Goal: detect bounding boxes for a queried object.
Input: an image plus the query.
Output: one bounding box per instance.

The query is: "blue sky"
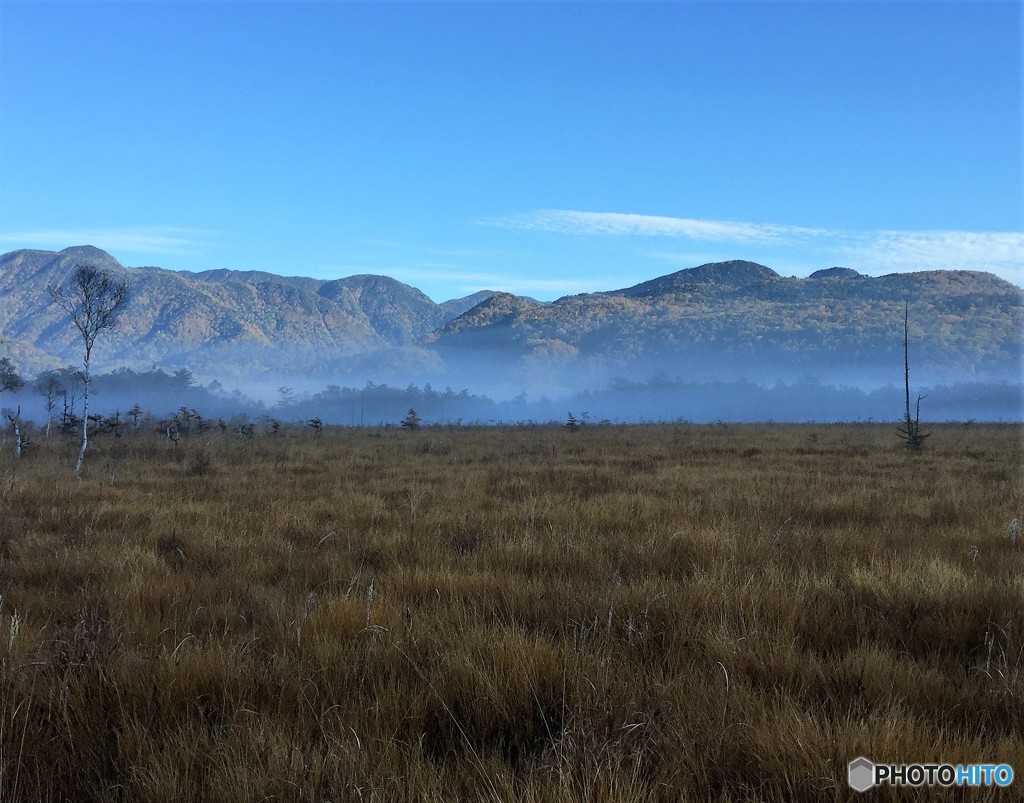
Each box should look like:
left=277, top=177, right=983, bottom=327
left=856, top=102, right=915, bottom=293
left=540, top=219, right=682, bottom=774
left=1, top=0, right=1021, bottom=301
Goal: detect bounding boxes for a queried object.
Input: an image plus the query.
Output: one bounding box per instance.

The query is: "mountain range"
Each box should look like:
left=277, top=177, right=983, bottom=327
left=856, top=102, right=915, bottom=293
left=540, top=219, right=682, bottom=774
left=0, top=246, right=494, bottom=378
left=1, top=246, right=1021, bottom=394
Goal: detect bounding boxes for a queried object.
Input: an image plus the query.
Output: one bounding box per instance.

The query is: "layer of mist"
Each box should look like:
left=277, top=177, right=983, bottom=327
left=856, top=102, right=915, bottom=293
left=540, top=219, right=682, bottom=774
left=2, top=366, right=1020, bottom=432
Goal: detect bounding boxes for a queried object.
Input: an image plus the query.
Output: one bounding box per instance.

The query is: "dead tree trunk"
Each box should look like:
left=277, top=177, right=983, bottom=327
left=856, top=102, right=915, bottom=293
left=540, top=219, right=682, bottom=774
left=896, top=302, right=929, bottom=451
left=5, top=407, right=23, bottom=460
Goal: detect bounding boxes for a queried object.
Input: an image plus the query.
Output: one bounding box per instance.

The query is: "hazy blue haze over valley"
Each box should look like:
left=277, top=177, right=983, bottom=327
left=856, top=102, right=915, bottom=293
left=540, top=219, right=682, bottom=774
left=2, top=246, right=1020, bottom=422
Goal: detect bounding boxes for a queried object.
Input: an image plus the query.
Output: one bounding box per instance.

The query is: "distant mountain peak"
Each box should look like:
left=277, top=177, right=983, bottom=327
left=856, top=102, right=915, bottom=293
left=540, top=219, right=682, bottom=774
left=58, top=244, right=119, bottom=261
left=611, top=259, right=779, bottom=297
left=49, top=246, right=126, bottom=275
left=809, top=267, right=861, bottom=279
left=689, top=259, right=777, bottom=279
left=431, top=291, right=540, bottom=338
left=472, top=291, right=540, bottom=312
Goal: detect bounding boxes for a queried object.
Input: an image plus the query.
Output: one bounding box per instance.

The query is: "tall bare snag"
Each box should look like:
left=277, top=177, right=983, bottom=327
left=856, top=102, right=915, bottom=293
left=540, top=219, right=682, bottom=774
left=896, top=301, right=929, bottom=451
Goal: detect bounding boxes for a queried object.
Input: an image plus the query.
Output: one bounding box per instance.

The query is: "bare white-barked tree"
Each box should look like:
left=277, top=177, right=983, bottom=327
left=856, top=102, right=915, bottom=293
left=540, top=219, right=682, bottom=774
left=49, top=264, right=131, bottom=476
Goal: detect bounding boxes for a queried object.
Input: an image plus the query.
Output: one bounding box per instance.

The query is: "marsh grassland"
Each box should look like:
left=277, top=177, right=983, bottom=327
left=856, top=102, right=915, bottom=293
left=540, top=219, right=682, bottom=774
left=0, top=423, right=1021, bottom=801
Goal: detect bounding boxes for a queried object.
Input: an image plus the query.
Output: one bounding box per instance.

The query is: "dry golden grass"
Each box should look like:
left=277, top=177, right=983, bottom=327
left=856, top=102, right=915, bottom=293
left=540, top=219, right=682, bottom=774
left=0, top=422, right=1021, bottom=801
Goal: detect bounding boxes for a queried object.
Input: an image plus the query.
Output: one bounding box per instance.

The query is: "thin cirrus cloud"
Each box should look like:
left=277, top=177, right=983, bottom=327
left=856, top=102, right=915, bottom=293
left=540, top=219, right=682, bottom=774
left=484, top=209, right=1024, bottom=283
left=486, top=209, right=826, bottom=243
left=0, top=226, right=217, bottom=256
left=840, top=230, right=1024, bottom=278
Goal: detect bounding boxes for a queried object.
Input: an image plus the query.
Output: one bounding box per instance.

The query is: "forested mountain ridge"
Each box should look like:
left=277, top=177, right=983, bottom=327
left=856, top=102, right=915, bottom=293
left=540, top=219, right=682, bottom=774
left=429, top=260, right=1022, bottom=385
left=0, top=246, right=494, bottom=376
left=1, top=247, right=1020, bottom=389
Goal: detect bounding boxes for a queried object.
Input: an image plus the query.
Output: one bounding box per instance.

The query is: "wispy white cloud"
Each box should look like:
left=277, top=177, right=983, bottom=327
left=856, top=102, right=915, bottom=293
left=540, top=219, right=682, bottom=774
left=838, top=230, right=1024, bottom=278
left=484, top=209, right=826, bottom=243
left=0, top=226, right=217, bottom=256
left=482, top=209, right=1024, bottom=285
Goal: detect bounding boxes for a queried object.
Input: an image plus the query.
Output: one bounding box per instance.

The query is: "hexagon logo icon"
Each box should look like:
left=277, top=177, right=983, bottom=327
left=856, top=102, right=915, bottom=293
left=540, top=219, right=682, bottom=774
left=848, top=757, right=875, bottom=792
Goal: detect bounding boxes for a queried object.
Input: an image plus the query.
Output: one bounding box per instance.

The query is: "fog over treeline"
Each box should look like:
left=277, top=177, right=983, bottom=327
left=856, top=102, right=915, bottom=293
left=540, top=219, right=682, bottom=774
left=2, top=365, right=1020, bottom=431
left=4, top=249, right=1021, bottom=430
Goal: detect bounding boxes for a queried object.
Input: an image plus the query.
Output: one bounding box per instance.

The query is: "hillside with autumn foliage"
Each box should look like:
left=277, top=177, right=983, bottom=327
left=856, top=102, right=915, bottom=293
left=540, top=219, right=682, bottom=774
left=429, top=260, right=1021, bottom=390
left=2, top=249, right=1020, bottom=398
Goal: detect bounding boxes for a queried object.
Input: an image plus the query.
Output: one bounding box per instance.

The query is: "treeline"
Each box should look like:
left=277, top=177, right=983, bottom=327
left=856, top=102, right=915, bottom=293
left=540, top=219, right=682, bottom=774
left=1, top=365, right=1021, bottom=434
left=279, top=382, right=499, bottom=426
left=3, top=366, right=261, bottom=426
left=559, top=376, right=1023, bottom=424
left=272, top=376, right=1021, bottom=425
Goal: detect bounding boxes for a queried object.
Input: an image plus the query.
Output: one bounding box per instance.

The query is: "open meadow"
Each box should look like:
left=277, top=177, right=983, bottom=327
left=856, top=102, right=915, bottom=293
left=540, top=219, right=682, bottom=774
left=0, top=422, right=1021, bottom=801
